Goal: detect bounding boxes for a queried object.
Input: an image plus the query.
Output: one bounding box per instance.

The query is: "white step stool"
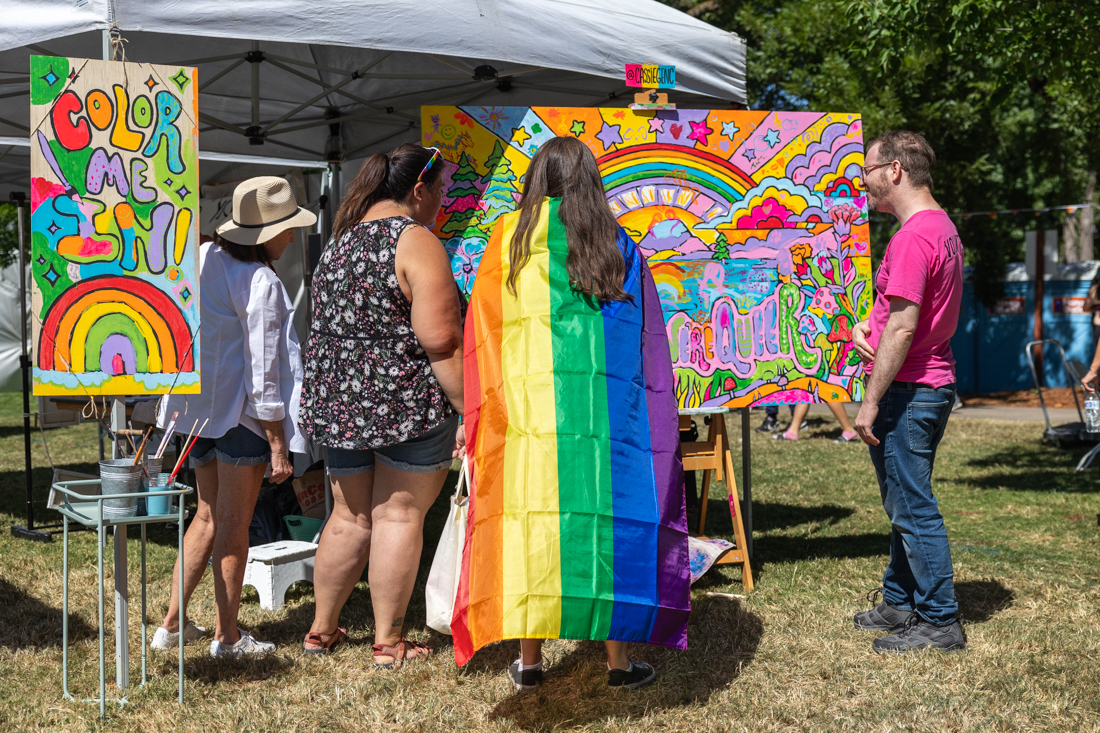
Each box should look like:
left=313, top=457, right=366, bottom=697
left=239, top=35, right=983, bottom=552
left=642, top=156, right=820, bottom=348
left=242, top=540, right=317, bottom=611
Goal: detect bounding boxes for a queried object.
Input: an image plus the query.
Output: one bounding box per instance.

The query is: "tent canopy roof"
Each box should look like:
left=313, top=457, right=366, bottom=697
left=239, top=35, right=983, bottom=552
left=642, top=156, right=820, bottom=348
left=0, top=0, right=746, bottom=194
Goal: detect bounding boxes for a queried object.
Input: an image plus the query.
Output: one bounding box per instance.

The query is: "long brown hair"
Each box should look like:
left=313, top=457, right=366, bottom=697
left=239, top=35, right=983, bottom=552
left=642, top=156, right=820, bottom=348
left=332, top=144, right=444, bottom=242
left=509, top=136, right=628, bottom=302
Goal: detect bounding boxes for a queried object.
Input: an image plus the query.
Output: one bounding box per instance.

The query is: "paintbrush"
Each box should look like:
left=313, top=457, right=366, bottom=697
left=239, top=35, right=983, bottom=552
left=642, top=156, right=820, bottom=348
left=169, top=418, right=208, bottom=483
left=126, top=420, right=151, bottom=479
left=170, top=418, right=207, bottom=478
left=131, top=425, right=153, bottom=466
left=155, top=411, right=180, bottom=459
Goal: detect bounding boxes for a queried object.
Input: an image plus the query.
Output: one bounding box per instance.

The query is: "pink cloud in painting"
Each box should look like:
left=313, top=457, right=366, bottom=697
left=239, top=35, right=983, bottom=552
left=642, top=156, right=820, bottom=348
left=736, top=199, right=795, bottom=228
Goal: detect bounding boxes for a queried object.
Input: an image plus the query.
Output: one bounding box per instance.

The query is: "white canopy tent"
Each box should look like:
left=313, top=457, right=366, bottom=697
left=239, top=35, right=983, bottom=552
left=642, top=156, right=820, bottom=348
left=0, top=0, right=747, bottom=389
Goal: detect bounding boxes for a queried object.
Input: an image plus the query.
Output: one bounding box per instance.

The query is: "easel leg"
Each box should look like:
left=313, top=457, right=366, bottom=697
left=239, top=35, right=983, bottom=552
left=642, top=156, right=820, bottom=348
left=723, top=440, right=753, bottom=592
left=697, top=470, right=712, bottom=536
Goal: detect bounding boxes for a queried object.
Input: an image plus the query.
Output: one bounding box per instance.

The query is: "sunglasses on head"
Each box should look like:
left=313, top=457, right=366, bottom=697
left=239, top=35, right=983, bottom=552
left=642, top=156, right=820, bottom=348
left=417, top=147, right=443, bottom=183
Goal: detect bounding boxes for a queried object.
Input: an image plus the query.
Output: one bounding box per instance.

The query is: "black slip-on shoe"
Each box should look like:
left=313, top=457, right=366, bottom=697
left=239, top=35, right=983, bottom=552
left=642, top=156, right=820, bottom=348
left=508, top=659, right=543, bottom=690
left=608, top=659, right=657, bottom=690
left=872, top=617, right=967, bottom=654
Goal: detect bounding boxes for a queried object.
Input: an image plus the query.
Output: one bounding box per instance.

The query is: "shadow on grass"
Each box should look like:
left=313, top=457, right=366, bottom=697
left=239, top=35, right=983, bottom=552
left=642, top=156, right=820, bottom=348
left=752, top=532, right=890, bottom=568
left=167, top=653, right=298, bottom=684
left=0, top=576, right=95, bottom=648
left=485, top=596, right=763, bottom=731
left=956, top=445, right=1100, bottom=493
left=956, top=579, right=1015, bottom=623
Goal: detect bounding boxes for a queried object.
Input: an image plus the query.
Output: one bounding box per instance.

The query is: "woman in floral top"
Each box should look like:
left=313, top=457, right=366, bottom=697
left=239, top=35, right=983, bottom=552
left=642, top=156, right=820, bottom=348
left=298, top=144, right=463, bottom=665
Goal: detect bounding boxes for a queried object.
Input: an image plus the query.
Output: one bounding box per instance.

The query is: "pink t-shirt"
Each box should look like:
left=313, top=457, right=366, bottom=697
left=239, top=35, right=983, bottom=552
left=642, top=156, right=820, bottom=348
left=867, top=209, right=964, bottom=388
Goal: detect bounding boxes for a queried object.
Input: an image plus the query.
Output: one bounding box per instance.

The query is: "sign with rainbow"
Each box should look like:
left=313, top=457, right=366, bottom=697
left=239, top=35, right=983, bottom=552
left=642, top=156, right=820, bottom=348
left=30, top=56, right=200, bottom=396
left=422, top=106, right=871, bottom=411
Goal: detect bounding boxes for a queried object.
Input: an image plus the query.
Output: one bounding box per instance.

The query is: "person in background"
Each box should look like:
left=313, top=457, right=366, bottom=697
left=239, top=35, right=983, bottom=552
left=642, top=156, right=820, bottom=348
left=153, top=177, right=313, bottom=657
left=755, top=404, right=798, bottom=433
left=1085, top=269, right=1100, bottom=354
left=298, top=144, right=464, bottom=665
left=771, top=402, right=859, bottom=443
left=850, top=131, right=966, bottom=654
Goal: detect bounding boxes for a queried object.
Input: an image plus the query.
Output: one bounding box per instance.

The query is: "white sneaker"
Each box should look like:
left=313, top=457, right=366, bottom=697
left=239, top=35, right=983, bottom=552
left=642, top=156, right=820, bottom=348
left=150, top=620, right=207, bottom=650
left=209, top=629, right=276, bottom=658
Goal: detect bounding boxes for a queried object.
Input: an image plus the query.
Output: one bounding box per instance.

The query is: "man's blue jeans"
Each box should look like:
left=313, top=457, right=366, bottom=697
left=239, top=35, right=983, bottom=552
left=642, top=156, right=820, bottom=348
left=867, top=381, right=958, bottom=626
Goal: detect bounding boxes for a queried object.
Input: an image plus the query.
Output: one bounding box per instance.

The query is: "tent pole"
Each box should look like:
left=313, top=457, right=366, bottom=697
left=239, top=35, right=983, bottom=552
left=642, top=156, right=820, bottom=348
left=10, top=192, right=48, bottom=542
left=251, top=41, right=260, bottom=131
left=328, top=162, right=342, bottom=221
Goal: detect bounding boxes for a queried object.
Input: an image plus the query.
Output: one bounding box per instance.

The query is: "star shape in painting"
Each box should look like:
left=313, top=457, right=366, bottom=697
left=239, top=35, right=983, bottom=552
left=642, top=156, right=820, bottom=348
left=68, top=69, right=79, bottom=83
left=721, top=120, right=739, bottom=139
left=596, top=121, right=623, bottom=150
left=170, top=68, right=190, bottom=93
left=743, top=147, right=757, bottom=162
left=648, top=116, right=665, bottom=133
left=763, top=128, right=782, bottom=148
left=145, top=75, right=158, bottom=91
left=510, top=126, right=531, bottom=146
left=41, top=66, right=59, bottom=87
left=687, top=120, right=713, bottom=146
left=569, top=119, right=585, bottom=137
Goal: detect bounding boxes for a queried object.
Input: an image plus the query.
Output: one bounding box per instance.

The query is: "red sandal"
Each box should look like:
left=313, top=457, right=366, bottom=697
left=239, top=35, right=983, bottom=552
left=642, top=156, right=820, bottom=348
left=303, top=627, right=348, bottom=655
left=371, top=638, right=432, bottom=669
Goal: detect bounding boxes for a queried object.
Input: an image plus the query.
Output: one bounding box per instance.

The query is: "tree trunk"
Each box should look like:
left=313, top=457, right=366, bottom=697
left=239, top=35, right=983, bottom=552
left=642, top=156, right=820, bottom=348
left=1080, top=170, right=1097, bottom=261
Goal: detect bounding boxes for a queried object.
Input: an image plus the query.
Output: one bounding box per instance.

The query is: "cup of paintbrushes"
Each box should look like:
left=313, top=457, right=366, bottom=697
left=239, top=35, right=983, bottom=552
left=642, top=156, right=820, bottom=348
left=144, top=473, right=174, bottom=516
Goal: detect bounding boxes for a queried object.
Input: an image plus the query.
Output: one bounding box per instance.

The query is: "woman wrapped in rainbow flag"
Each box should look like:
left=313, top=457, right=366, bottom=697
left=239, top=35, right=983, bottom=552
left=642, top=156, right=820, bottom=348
left=453, top=136, right=690, bottom=690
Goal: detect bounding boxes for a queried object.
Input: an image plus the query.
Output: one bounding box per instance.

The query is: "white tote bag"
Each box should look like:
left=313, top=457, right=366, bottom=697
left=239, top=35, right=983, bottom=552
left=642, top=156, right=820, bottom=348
left=425, top=457, right=469, bottom=635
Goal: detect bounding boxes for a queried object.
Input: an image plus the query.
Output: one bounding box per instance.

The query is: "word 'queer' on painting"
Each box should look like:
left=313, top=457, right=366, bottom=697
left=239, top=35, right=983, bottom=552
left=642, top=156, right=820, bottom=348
left=29, top=56, right=200, bottom=396
left=422, top=106, right=871, bottom=410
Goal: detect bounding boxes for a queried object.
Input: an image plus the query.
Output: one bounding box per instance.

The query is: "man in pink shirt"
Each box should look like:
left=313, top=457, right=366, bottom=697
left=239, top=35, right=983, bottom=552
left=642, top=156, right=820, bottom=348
left=850, top=131, right=966, bottom=654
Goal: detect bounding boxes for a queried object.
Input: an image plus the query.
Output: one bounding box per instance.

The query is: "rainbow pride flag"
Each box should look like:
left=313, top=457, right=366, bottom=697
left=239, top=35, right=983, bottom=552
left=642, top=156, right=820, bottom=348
left=452, top=197, right=689, bottom=666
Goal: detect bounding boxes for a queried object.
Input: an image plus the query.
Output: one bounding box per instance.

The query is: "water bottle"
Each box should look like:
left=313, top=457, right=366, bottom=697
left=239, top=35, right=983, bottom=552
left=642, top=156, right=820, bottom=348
left=1086, top=394, right=1100, bottom=433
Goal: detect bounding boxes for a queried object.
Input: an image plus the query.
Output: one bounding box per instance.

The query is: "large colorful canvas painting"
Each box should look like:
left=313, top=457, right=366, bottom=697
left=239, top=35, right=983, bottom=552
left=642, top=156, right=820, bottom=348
left=30, top=56, right=200, bottom=396
left=422, top=106, right=871, bottom=409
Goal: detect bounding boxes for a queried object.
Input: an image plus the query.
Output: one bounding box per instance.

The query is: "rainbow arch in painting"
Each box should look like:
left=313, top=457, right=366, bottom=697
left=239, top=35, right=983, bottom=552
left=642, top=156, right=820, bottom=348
left=600, top=144, right=756, bottom=212
left=38, top=275, right=194, bottom=377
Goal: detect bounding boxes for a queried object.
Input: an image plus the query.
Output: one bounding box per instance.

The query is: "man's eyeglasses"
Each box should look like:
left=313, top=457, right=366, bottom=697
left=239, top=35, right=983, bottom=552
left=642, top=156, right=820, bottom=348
left=859, top=160, right=907, bottom=178
left=418, top=147, right=442, bottom=183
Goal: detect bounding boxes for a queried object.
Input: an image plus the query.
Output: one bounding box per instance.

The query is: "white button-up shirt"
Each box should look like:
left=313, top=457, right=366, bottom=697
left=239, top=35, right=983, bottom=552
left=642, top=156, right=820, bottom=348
left=160, top=242, right=305, bottom=453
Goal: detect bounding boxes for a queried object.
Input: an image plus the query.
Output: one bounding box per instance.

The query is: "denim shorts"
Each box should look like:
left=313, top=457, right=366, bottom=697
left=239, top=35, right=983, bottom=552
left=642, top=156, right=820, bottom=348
left=326, top=415, right=459, bottom=477
left=190, top=425, right=271, bottom=468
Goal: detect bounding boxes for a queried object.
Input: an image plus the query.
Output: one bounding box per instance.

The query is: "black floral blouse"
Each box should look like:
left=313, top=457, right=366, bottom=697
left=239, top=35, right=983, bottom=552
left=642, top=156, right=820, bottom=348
left=298, top=217, right=454, bottom=450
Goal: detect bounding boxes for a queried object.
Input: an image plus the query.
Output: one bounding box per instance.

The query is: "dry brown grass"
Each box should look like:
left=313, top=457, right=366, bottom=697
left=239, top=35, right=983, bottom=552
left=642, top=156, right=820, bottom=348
left=2, top=395, right=1100, bottom=731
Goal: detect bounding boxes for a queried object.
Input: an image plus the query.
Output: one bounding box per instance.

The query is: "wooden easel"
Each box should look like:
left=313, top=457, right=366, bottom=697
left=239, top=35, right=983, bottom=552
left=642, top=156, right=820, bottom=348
left=680, top=412, right=753, bottom=591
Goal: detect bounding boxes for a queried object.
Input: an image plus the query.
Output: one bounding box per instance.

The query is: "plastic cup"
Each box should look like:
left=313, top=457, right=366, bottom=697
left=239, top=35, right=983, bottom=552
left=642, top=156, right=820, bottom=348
left=145, top=473, right=174, bottom=516
left=138, top=457, right=163, bottom=515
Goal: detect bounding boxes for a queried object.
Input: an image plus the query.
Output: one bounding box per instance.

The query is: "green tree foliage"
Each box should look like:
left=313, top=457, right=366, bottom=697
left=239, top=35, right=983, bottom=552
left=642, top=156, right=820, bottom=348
left=0, top=203, right=23, bottom=270
left=441, top=152, right=483, bottom=237
left=663, top=0, right=1100, bottom=304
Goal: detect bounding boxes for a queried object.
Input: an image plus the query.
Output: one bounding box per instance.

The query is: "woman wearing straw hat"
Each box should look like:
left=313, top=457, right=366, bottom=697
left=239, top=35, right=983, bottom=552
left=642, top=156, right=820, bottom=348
left=152, top=176, right=315, bottom=657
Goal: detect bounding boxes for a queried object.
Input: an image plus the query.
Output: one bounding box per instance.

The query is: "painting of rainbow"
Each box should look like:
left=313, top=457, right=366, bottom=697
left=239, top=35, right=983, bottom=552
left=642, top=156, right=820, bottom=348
left=30, top=56, right=200, bottom=396
left=422, top=106, right=871, bottom=409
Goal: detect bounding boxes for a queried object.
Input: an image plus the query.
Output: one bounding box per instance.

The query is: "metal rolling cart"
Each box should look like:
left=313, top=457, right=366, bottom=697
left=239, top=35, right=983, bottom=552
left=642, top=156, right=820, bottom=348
left=53, top=479, right=192, bottom=719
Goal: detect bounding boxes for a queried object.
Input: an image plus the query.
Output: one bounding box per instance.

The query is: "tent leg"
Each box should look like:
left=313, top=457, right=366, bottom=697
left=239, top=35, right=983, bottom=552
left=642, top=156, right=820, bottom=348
left=9, top=191, right=49, bottom=543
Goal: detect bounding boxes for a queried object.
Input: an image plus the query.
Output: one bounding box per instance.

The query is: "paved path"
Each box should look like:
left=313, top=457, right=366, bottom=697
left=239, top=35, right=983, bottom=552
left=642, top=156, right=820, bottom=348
left=803, top=403, right=1081, bottom=424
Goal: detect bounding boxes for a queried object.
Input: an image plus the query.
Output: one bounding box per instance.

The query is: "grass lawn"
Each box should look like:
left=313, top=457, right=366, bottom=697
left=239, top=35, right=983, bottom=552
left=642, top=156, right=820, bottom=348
left=1, top=393, right=1099, bottom=732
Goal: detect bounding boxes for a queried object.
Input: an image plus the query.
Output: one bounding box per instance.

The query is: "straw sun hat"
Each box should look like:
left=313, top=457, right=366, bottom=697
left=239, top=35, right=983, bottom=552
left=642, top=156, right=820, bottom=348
left=216, top=176, right=317, bottom=245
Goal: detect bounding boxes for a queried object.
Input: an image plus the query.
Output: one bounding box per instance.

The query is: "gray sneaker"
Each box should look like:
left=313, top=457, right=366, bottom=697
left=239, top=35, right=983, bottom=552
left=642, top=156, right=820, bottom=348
left=854, top=602, right=913, bottom=633
left=872, top=616, right=967, bottom=654
left=209, top=629, right=276, bottom=658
